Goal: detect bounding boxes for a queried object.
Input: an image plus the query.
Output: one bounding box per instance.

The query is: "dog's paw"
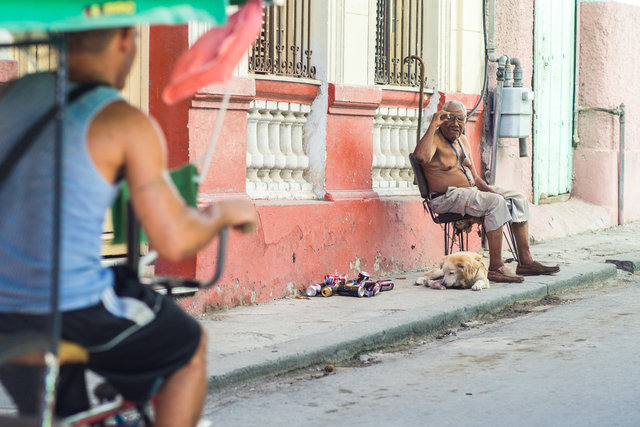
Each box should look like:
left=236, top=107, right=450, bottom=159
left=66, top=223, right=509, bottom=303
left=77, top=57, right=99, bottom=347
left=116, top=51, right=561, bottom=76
left=427, top=280, right=447, bottom=290
left=471, top=280, right=490, bottom=291
left=415, top=276, right=428, bottom=286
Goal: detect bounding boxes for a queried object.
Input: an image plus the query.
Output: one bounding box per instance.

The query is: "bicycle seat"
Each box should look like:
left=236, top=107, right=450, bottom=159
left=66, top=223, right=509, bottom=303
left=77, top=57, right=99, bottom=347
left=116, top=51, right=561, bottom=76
left=0, top=333, right=88, bottom=365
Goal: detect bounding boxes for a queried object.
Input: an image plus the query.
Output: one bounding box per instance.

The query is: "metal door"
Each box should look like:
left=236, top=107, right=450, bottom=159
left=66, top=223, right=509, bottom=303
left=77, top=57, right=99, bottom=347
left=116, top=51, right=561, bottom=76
left=533, top=0, right=576, bottom=203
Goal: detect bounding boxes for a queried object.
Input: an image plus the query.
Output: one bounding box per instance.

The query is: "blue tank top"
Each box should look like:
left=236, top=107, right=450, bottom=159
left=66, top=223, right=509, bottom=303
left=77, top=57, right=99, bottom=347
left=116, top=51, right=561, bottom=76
left=0, top=73, right=122, bottom=313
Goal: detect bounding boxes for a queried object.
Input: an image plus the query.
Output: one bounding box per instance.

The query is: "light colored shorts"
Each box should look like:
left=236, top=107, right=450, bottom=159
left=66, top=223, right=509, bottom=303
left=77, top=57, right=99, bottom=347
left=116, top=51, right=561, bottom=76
left=429, top=185, right=530, bottom=232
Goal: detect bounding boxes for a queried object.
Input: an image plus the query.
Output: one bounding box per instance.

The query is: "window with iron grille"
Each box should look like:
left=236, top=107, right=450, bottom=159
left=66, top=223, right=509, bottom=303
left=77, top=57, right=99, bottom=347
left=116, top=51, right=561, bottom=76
left=375, top=0, right=425, bottom=87
left=10, top=42, right=57, bottom=75
left=249, top=0, right=316, bottom=79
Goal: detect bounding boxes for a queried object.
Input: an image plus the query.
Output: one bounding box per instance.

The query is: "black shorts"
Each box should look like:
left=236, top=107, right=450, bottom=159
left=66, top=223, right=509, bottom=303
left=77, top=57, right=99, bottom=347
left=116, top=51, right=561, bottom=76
left=0, top=265, right=202, bottom=416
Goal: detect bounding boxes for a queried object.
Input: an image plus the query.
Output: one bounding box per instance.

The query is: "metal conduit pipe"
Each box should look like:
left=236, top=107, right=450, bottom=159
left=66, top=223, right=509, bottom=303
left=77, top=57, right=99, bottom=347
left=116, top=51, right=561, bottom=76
left=509, top=57, right=524, bottom=88
left=487, top=0, right=498, bottom=62
left=489, top=55, right=509, bottom=185
left=506, top=57, right=529, bottom=157
left=576, top=104, right=626, bottom=225
left=485, top=0, right=529, bottom=183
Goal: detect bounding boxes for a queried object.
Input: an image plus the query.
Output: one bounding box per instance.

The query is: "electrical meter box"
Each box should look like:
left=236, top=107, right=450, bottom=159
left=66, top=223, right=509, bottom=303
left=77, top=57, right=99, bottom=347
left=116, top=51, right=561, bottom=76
left=499, top=87, right=534, bottom=138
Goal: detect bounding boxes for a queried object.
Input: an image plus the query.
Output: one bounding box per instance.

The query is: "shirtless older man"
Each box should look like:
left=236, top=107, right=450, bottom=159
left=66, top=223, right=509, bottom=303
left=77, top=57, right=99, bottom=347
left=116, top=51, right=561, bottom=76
left=413, top=100, right=559, bottom=282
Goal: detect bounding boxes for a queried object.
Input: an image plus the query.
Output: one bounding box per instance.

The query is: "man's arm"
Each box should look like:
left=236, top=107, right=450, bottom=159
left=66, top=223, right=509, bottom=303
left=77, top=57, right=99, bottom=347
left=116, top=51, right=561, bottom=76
left=413, top=110, right=450, bottom=164
left=96, top=102, right=257, bottom=262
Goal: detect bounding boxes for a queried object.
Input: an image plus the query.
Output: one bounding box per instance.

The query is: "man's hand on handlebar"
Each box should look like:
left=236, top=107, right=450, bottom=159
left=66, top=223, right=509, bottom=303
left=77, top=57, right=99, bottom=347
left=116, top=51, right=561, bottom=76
left=205, top=200, right=259, bottom=234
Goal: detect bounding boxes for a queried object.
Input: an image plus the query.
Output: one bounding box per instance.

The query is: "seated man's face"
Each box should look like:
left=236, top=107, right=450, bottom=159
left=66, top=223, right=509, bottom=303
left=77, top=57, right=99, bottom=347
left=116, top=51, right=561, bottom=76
left=440, top=105, right=466, bottom=142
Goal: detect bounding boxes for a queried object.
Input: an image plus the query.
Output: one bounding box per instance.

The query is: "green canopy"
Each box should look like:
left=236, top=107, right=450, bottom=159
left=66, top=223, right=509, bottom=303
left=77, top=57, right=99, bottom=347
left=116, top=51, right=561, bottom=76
left=0, top=0, right=230, bottom=32
left=0, top=0, right=263, bottom=242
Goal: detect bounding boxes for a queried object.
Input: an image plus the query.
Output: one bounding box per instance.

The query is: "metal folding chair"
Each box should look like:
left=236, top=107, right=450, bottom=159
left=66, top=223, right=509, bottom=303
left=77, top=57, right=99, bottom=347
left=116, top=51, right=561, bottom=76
left=409, top=153, right=519, bottom=261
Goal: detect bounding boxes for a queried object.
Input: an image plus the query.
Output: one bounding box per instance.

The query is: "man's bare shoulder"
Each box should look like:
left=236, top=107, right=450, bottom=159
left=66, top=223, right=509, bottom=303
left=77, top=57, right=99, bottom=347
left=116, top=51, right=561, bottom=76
left=88, top=100, right=166, bottom=180
left=93, top=101, right=164, bottom=146
left=459, top=134, right=472, bottom=149
left=94, top=100, right=150, bottom=128
left=430, top=130, right=452, bottom=153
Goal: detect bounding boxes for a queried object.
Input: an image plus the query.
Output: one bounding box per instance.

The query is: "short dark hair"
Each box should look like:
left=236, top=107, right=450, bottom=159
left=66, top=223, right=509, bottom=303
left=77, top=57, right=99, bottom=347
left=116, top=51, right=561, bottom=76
left=63, top=28, right=120, bottom=53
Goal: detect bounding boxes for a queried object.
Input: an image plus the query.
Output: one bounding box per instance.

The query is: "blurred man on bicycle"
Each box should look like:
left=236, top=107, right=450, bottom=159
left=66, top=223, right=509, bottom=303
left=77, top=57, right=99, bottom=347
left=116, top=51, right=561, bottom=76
left=0, top=27, right=258, bottom=426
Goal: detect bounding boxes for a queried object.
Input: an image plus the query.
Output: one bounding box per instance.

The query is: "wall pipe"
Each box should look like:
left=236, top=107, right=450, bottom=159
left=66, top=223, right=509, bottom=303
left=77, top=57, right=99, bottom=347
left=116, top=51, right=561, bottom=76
left=509, top=57, right=524, bottom=88
left=489, top=55, right=509, bottom=185
left=486, top=0, right=525, bottom=77
left=576, top=104, right=626, bottom=225
left=487, top=0, right=498, bottom=62
left=571, top=0, right=580, bottom=150
left=506, top=57, right=528, bottom=158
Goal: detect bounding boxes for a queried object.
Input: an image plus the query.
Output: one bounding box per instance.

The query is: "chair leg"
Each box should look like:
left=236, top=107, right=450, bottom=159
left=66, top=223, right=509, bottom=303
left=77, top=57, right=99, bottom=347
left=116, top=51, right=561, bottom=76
left=444, top=222, right=475, bottom=256
left=457, top=227, right=465, bottom=252
left=504, top=222, right=519, bottom=264
left=443, top=223, right=451, bottom=255
left=462, top=228, right=468, bottom=252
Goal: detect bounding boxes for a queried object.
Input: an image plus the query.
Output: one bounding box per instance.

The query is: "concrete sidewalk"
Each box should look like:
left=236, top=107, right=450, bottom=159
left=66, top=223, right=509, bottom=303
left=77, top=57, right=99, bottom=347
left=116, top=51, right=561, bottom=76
left=200, top=221, right=640, bottom=391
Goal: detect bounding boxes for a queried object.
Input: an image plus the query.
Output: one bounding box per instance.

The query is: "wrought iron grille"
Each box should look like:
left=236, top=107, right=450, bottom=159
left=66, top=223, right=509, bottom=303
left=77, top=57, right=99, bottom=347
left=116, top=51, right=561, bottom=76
left=375, top=0, right=425, bottom=86
left=249, top=0, right=316, bottom=79
left=11, top=42, right=57, bottom=75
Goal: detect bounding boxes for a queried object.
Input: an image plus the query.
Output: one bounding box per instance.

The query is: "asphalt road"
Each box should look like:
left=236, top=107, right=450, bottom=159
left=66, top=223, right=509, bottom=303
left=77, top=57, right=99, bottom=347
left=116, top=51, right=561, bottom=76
left=203, top=278, right=640, bottom=427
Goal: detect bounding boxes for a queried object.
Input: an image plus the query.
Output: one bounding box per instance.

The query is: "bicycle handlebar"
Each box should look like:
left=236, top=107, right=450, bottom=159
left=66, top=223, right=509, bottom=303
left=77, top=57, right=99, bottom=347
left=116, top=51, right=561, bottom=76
left=201, top=226, right=227, bottom=288
left=140, top=226, right=228, bottom=291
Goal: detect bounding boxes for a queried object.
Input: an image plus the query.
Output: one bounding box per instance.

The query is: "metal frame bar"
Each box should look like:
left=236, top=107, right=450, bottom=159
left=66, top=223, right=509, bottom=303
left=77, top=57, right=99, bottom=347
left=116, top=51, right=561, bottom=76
left=504, top=222, right=519, bottom=264
left=0, top=35, right=67, bottom=425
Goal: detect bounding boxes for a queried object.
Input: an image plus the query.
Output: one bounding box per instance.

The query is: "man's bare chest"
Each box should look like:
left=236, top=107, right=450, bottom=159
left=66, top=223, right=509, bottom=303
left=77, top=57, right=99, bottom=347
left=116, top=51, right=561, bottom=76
left=433, top=147, right=459, bottom=170
left=433, top=139, right=473, bottom=171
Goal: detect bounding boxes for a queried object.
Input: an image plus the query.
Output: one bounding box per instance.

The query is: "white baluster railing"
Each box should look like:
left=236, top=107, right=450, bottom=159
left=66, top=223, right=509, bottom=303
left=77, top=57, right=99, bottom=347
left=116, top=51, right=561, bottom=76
left=372, top=107, right=420, bottom=196
left=246, top=100, right=314, bottom=199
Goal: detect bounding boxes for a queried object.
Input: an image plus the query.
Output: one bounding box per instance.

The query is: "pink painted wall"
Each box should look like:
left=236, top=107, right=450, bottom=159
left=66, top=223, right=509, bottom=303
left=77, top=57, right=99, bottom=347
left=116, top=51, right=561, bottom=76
left=0, top=59, right=17, bottom=82
left=149, top=25, right=196, bottom=278
left=574, top=1, right=640, bottom=223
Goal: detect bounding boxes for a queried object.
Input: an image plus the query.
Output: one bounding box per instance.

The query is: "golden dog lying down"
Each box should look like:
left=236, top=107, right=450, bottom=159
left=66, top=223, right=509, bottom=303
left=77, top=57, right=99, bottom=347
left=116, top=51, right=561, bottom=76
left=415, top=251, right=490, bottom=291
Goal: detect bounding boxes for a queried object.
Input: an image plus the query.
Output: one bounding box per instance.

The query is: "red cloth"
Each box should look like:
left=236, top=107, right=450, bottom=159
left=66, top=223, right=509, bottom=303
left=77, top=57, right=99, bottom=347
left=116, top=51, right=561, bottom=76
left=162, top=0, right=263, bottom=105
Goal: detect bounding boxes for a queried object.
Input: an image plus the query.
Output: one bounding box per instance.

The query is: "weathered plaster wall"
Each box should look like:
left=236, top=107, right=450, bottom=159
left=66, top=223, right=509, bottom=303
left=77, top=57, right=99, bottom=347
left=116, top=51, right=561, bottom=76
left=169, top=80, right=484, bottom=313
left=575, top=1, right=640, bottom=223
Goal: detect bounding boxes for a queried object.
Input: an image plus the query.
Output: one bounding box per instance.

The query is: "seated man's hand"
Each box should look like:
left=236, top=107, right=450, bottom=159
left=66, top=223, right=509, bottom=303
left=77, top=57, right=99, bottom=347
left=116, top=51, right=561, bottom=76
left=431, top=110, right=452, bottom=129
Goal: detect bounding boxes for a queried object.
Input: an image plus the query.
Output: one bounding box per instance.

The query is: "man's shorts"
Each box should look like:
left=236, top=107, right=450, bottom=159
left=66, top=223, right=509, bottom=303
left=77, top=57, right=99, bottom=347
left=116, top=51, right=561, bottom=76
left=429, top=185, right=530, bottom=232
left=0, top=265, right=202, bottom=416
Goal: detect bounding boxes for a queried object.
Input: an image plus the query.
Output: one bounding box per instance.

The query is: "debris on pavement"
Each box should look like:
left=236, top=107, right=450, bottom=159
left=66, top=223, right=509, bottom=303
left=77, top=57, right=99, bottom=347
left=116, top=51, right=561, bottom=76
left=302, top=271, right=395, bottom=298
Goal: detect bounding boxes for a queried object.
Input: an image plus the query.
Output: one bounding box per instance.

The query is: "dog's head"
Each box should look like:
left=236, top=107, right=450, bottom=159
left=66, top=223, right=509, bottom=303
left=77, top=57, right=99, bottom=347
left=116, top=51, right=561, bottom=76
left=440, top=252, right=486, bottom=289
